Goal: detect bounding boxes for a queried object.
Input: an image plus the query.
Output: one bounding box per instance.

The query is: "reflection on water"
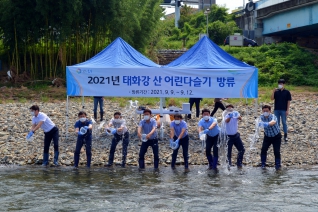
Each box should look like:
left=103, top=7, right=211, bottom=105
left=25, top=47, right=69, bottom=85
left=0, top=165, right=318, bottom=211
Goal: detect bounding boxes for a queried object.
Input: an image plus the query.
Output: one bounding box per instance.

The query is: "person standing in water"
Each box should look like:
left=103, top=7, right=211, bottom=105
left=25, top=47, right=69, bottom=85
left=169, top=114, right=189, bottom=172
left=198, top=108, right=220, bottom=171
left=258, top=105, right=282, bottom=170
left=224, top=104, right=245, bottom=169
left=105, top=112, right=129, bottom=168
left=28, top=105, right=59, bottom=166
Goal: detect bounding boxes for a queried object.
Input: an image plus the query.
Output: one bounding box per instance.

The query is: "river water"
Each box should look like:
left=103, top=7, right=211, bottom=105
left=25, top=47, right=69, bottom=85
left=0, top=165, right=318, bottom=211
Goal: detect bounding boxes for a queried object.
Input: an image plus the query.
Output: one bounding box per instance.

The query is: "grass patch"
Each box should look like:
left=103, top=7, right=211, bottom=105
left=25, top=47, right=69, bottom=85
left=18, top=98, right=27, bottom=103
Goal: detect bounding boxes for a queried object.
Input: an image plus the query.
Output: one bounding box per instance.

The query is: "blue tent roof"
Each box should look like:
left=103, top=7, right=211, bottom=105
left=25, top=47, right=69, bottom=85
left=71, top=37, right=160, bottom=68
left=165, top=36, right=252, bottom=69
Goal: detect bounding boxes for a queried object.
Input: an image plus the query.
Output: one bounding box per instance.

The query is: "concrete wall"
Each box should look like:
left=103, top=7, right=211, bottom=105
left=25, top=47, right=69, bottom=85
left=262, top=4, right=318, bottom=34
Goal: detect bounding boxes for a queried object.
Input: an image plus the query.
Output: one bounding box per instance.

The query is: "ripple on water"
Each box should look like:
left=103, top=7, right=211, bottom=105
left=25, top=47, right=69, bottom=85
left=0, top=166, right=318, bottom=211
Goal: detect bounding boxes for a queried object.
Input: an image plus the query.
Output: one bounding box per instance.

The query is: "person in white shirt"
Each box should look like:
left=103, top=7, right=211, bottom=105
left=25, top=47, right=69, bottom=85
left=105, top=112, right=129, bottom=168
left=28, top=105, right=59, bottom=166
left=224, top=104, right=245, bottom=169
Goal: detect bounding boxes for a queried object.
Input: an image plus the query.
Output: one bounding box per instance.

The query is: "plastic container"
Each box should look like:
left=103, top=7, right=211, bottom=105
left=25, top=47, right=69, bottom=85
left=199, top=131, right=207, bottom=141
left=80, top=127, right=87, bottom=135
left=141, top=134, right=147, bottom=142
left=170, top=141, right=179, bottom=150
left=232, top=111, right=240, bottom=118
left=105, top=127, right=115, bottom=136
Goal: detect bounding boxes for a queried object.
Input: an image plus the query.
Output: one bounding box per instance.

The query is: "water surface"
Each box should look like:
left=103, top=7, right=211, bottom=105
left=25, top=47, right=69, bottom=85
left=0, top=165, right=317, bottom=211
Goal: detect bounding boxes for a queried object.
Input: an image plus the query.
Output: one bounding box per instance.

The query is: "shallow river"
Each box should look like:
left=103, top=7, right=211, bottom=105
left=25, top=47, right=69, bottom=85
left=0, top=165, right=318, bottom=211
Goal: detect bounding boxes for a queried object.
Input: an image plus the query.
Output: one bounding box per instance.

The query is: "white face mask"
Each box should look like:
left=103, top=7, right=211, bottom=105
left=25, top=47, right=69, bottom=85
left=144, top=115, right=150, bottom=121
left=80, top=117, right=87, bottom=122
left=278, top=84, right=283, bottom=89
left=226, top=108, right=234, bottom=112
left=174, top=120, right=180, bottom=124
left=30, top=111, right=35, bottom=116
left=203, top=116, right=210, bottom=121
left=263, top=112, right=269, bottom=117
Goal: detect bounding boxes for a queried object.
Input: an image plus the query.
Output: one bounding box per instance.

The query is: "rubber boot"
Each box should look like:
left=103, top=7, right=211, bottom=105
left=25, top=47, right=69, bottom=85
left=53, top=151, right=59, bottom=166
left=100, top=112, right=104, bottom=121
left=212, top=156, right=218, bottom=170
left=139, top=159, right=145, bottom=169
left=275, top=158, right=281, bottom=170
left=206, top=155, right=213, bottom=169
left=42, top=153, right=49, bottom=166
left=261, top=155, right=266, bottom=169
left=94, top=112, right=97, bottom=120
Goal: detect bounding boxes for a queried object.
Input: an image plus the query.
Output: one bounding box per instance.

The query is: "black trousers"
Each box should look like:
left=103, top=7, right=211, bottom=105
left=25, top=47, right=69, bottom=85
left=206, top=134, right=219, bottom=157
left=261, top=133, right=281, bottom=160
left=138, top=139, right=159, bottom=168
left=44, top=127, right=59, bottom=153
left=108, top=132, right=130, bottom=165
left=188, top=98, right=201, bottom=118
left=171, top=135, right=189, bottom=168
left=211, top=102, right=225, bottom=117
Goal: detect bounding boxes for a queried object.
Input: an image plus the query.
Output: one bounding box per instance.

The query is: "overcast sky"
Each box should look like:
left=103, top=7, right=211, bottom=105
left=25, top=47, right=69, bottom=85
left=216, top=0, right=246, bottom=12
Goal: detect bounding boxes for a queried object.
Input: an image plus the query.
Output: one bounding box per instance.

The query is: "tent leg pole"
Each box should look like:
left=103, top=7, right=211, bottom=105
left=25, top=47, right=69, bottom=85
left=66, top=95, right=69, bottom=140
left=82, top=96, right=85, bottom=109
left=254, top=98, right=258, bottom=118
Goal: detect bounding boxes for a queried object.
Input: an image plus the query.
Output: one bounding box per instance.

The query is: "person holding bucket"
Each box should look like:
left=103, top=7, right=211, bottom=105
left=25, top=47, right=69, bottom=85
left=74, top=111, right=93, bottom=168
left=105, top=111, right=129, bottom=168
left=137, top=109, right=159, bottom=170
left=169, top=114, right=189, bottom=172
left=224, top=104, right=245, bottom=169
left=198, top=108, right=220, bottom=171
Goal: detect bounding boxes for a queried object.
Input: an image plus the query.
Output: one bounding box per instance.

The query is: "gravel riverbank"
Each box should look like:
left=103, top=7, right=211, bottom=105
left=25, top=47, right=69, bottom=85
left=0, top=93, right=317, bottom=169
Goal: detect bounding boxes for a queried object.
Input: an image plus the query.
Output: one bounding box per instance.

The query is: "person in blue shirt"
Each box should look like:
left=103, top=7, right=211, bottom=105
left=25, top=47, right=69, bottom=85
left=74, top=111, right=93, bottom=168
left=198, top=108, right=220, bottom=170
left=137, top=109, right=158, bottom=170
left=105, top=112, right=129, bottom=168
left=170, top=114, right=189, bottom=172
left=258, top=105, right=282, bottom=170
left=224, top=104, right=245, bottom=169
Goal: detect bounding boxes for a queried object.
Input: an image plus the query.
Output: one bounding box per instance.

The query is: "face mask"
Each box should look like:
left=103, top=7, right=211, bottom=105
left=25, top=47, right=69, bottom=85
left=144, top=115, right=150, bottom=121
left=263, top=112, right=269, bottom=117
left=80, top=117, right=87, bottom=122
left=30, top=111, right=35, bottom=116
left=175, top=120, right=180, bottom=124
left=226, top=108, right=234, bottom=112
left=203, top=116, right=209, bottom=121
left=278, top=84, right=283, bottom=89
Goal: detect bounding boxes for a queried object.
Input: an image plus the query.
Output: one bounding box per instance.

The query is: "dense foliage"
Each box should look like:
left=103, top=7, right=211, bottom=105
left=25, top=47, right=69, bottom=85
left=0, top=0, right=163, bottom=78
left=223, top=43, right=318, bottom=86
left=154, top=4, right=240, bottom=49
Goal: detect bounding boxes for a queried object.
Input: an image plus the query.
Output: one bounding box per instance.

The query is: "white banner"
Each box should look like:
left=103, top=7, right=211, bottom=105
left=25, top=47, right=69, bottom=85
left=66, top=67, right=258, bottom=98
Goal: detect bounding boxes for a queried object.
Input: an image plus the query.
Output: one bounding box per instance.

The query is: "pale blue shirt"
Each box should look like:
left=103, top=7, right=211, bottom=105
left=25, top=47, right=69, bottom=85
left=109, top=118, right=128, bottom=135
left=225, top=115, right=238, bottom=135
left=170, top=120, right=188, bottom=138
left=198, top=117, right=220, bottom=137
left=138, top=118, right=157, bottom=139
left=32, top=112, right=55, bottom=133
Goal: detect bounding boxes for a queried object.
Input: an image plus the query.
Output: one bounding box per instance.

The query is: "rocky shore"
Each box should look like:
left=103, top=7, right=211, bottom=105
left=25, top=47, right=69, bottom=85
left=0, top=93, right=317, bottom=169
